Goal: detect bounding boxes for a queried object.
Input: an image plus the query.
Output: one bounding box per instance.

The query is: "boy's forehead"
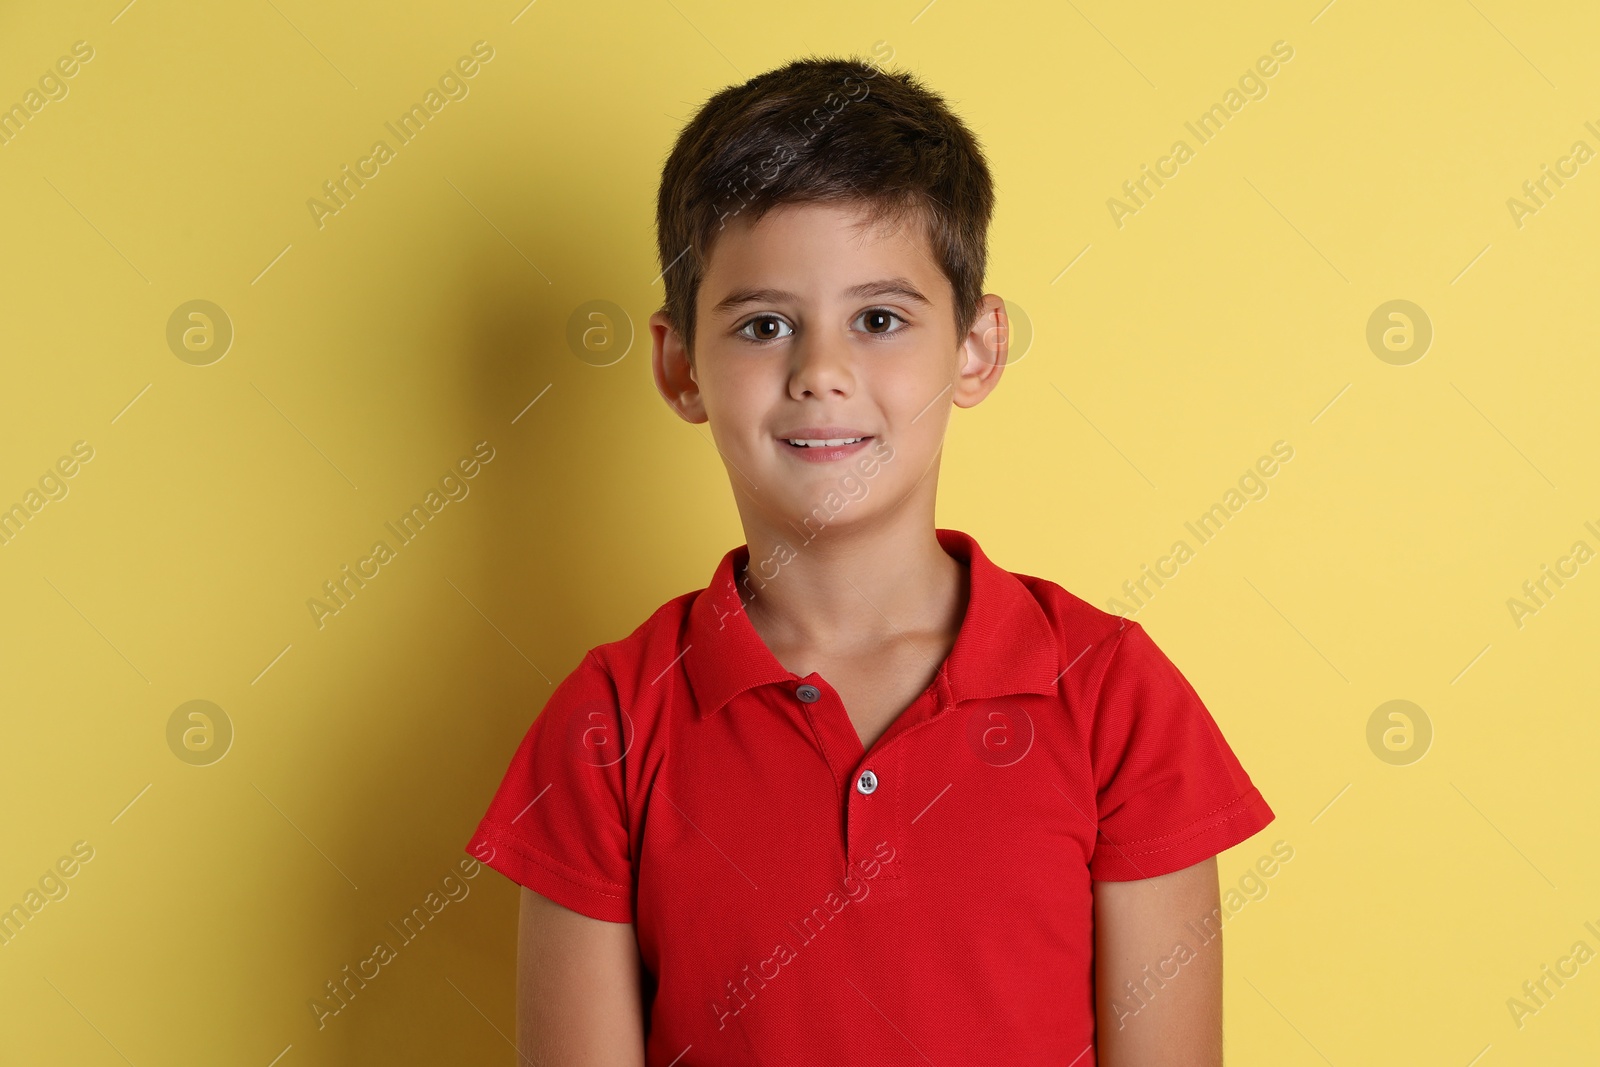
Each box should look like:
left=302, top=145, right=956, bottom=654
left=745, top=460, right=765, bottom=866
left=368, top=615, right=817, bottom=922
left=702, top=201, right=945, bottom=304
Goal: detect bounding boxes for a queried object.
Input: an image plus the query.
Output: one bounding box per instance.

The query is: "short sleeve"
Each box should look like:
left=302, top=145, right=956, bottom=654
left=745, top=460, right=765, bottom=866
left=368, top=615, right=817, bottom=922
left=1088, top=621, right=1274, bottom=881
left=464, top=650, right=635, bottom=922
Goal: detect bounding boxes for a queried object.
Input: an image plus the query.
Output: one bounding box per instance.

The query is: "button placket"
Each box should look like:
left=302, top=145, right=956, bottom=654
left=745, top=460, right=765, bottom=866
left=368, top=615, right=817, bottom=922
left=791, top=676, right=907, bottom=889
left=791, top=677, right=858, bottom=795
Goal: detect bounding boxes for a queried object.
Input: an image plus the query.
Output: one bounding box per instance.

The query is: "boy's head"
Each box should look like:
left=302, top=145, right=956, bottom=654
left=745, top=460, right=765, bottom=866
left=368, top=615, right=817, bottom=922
left=652, top=53, right=995, bottom=360
left=649, top=55, right=1009, bottom=540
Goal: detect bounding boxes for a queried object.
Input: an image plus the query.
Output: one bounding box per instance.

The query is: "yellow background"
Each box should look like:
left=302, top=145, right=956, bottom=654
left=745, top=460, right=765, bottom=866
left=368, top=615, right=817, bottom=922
left=2, top=0, right=1597, bottom=1063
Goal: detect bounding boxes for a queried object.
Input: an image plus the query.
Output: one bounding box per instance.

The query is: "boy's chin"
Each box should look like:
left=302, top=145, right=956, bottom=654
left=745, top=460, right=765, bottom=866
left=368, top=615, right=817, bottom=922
left=771, top=500, right=877, bottom=533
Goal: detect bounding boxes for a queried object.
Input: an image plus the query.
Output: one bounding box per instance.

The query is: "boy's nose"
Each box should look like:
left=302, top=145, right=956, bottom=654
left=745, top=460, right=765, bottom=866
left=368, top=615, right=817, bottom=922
left=787, top=330, right=856, bottom=399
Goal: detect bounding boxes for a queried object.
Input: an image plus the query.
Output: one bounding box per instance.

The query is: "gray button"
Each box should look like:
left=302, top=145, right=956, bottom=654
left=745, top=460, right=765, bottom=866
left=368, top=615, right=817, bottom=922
left=795, top=684, right=821, bottom=703
left=856, top=770, right=878, bottom=795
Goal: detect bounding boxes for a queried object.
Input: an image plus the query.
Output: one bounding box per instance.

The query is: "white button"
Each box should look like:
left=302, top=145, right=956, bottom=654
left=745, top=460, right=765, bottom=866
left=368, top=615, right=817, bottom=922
left=856, top=770, right=878, bottom=795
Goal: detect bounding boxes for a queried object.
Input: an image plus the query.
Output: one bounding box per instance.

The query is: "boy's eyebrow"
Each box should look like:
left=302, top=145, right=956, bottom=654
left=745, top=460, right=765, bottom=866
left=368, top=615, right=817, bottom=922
left=711, top=278, right=934, bottom=315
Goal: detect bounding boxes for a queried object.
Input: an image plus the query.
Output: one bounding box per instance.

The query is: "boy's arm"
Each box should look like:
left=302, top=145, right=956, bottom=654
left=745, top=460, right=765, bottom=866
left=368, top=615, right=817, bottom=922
left=1093, top=857, right=1223, bottom=1067
left=516, top=886, right=647, bottom=1066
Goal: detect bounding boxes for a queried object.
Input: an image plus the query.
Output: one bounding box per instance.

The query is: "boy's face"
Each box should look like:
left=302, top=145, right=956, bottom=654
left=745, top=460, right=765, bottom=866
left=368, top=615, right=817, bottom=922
left=650, top=200, right=1007, bottom=542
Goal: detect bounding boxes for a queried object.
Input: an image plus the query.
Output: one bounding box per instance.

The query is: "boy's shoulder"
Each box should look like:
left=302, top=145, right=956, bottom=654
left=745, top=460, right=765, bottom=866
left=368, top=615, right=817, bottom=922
left=613, top=585, right=701, bottom=644
left=570, top=585, right=701, bottom=696
left=1009, top=566, right=1130, bottom=644
left=1005, top=565, right=1146, bottom=685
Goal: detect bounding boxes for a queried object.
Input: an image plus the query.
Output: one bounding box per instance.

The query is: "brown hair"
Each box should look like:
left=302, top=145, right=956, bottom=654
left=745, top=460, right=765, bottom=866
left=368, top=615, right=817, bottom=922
left=654, top=53, right=995, bottom=360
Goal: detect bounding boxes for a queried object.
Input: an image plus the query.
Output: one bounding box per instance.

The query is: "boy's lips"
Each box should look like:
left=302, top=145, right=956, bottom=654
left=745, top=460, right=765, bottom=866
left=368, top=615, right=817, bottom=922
left=775, top=429, right=876, bottom=463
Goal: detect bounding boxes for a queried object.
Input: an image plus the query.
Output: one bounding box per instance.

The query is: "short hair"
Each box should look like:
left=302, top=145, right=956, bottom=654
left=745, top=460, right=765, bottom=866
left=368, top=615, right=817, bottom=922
left=654, top=54, right=995, bottom=360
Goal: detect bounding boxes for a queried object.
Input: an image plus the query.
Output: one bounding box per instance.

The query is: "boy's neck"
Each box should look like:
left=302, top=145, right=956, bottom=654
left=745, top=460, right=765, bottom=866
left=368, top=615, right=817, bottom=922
left=738, top=512, right=967, bottom=655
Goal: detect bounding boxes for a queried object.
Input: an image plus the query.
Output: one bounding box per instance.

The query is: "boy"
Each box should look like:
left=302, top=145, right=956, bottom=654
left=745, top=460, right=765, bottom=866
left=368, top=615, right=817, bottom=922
left=466, top=54, right=1274, bottom=1066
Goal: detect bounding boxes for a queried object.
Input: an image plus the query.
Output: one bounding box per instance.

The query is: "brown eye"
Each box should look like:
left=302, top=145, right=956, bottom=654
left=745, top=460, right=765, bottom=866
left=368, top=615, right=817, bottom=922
left=738, top=315, right=792, bottom=343
left=857, top=308, right=906, bottom=335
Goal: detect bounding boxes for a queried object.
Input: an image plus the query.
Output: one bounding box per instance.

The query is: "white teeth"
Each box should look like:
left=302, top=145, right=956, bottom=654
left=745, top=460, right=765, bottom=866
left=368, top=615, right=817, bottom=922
left=787, top=438, right=864, bottom=447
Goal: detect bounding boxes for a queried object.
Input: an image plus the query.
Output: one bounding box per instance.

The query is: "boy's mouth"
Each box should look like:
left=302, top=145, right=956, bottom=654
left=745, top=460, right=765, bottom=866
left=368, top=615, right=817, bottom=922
left=782, top=437, right=870, bottom=448
left=776, top=426, right=875, bottom=449
left=774, top=428, right=876, bottom=463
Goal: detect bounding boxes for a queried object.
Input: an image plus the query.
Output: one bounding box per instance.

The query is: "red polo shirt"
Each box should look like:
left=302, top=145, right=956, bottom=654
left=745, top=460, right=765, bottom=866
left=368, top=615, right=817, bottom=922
left=466, top=528, right=1274, bottom=1065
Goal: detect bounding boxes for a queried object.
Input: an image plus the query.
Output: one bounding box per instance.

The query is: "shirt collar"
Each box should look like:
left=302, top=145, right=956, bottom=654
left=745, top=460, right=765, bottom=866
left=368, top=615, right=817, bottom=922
left=683, top=528, right=1060, bottom=718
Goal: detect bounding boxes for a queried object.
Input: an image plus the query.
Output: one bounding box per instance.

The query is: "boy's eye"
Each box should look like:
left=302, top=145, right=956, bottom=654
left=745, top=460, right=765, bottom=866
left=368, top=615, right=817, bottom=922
left=737, top=315, right=793, bottom=343
left=856, top=307, right=906, bottom=335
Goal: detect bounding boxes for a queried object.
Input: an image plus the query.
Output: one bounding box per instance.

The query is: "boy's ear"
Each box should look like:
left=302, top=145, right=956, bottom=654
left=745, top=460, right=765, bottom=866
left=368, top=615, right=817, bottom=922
left=952, top=293, right=1010, bottom=410
left=650, top=309, right=707, bottom=424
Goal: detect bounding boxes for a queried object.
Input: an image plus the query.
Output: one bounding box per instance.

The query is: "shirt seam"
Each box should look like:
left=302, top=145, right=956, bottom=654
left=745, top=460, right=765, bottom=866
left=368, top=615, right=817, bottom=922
left=1087, top=615, right=1137, bottom=717
left=478, top=821, right=632, bottom=899
left=576, top=644, right=647, bottom=876
left=1103, top=788, right=1267, bottom=856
